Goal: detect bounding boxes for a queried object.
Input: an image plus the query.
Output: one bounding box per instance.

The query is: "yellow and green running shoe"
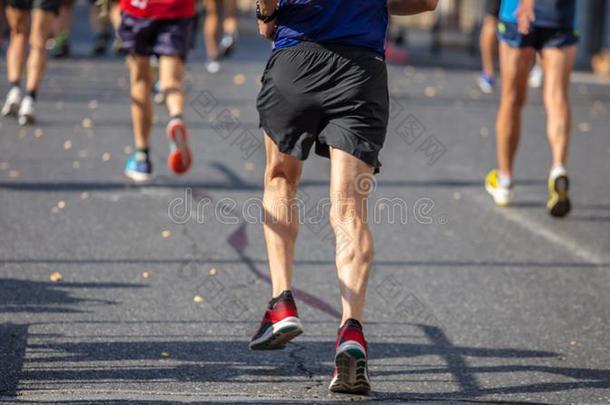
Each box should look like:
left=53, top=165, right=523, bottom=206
left=547, top=173, right=571, bottom=218
left=485, top=169, right=512, bottom=207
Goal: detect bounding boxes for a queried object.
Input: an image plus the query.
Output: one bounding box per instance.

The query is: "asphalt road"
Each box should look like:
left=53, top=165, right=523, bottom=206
left=1, top=8, right=609, bottom=405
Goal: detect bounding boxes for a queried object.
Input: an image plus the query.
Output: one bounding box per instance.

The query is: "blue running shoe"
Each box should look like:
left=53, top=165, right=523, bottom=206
left=125, top=152, right=153, bottom=183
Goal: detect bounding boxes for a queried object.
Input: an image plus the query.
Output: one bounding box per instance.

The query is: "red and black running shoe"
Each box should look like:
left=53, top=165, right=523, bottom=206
left=329, top=319, right=371, bottom=394
left=249, top=290, right=303, bottom=350
left=166, top=117, right=192, bottom=175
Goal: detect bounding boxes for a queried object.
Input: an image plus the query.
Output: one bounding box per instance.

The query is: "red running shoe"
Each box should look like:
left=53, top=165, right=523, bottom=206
left=166, top=117, right=192, bottom=175
left=329, top=319, right=370, bottom=394
left=249, top=290, right=303, bottom=350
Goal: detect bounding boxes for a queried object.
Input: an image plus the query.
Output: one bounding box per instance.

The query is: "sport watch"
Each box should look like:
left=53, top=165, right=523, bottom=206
left=256, top=1, right=279, bottom=23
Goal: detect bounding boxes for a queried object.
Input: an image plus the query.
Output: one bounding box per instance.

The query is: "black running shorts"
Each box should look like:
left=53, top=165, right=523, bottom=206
left=119, top=12, right=195, bottom=60
left=7, top=0, right=60, bottom=13
left=485, top=0, right=501, bottom=18
left=257, top=42, right=389, bottom=173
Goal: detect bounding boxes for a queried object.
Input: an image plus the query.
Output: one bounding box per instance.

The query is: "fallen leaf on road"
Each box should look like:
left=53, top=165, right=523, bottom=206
left=160, top=352, right=170, bottom=358
left=480, top=127, right=489, bottom=138
left=453, top=192, right=462, bottom=201
left=578, top=122, right=591, bottom=133
left=424, top=86, right=436, bottom=97
left=193, top=295, right=204, bottom=303
left=64, top=140, right=73, bottom=150
left=8, top=170, right=19, bottom=178
left=404, top=66, right=416, bottom=77
left=161, top=230, right=171, bottom=239
left=88, top=100, right=98, bottom=110
left=51, top=206, right=60, bottom=214
left=142, top=271, right=151, bottom=279
left=208, top=268, right=217, bottom=276
left=244, top=162, right=255, bottom=172
left=80, top=192, right=89, bottom=200
left=35, top=128, right=44, bottom=138
left=233, top=74, right=246, bottom=85
left=57, top=201, right=66, bottom=209
left=102, top=152, right=111, bottom=161
left=49, top=272, right=63, bottom=282
left=82, top=118, right=93, bottom=129
left=78, top=149, right=88, bottom=158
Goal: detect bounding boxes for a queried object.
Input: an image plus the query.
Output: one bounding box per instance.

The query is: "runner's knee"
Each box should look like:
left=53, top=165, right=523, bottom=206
left=501, top=87, right=527, bottom=110
left=264, top=161, right=300, bottom=188
left=28, top=36, right=47, bottom=52
left=9, top=19, right=28, bottom=36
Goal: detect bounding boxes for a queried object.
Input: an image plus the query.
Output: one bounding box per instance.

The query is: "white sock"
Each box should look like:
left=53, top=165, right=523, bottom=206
left=498, top=173, right=512, bottom=188
left=550, top=165, right=567, bottom=181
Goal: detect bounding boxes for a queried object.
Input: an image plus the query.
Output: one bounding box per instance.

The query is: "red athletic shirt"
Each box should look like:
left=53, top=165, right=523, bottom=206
left=120, top=0, right=195, bottom=19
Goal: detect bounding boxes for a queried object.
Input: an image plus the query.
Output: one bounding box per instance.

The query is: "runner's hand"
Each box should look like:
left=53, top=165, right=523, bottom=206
left=258, top=19, right=277, bottom=40
left=516, top=0, right=535, bottom=34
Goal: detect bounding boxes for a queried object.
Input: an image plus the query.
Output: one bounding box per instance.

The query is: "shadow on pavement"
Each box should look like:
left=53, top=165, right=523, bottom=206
left=0, top=178, right=547, bottom=192
left=0, top=278, right=144, bottom=397
left=0, top=324, right=606, bottom=402
left=0, top=278, right=142, bottom=314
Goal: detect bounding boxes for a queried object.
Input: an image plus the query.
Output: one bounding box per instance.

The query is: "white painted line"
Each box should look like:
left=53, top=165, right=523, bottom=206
left=472, top=193, right=608, bottom=265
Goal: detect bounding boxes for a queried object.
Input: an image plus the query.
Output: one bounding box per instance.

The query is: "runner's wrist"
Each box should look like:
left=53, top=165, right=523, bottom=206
left=257, top=0, right=279, bottom=22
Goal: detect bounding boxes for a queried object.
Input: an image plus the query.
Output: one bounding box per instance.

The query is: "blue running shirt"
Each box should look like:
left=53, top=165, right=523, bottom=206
left=273, top=0, right=388, bottom=55
left=500, top=0, right=577, bottom=29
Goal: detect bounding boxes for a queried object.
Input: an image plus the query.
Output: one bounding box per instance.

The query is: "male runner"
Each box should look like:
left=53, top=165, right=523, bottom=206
left=250, top=0, right=438, bottom=394
left=485, top=0, right=578, bottom=217
left=1, top=0, right=59, bottom=126
left=119, top=0, right=194, bottom=182
left=478, top=0, right=501, bottom=93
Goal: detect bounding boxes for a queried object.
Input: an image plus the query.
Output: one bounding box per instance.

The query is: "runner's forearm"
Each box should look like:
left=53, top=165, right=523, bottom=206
left=388, top=0, right=438, bottom=15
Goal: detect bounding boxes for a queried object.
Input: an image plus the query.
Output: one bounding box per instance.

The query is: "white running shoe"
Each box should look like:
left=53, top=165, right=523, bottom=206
left=2, top=87, right=22, bottom=117
left=485, top=169, right=513, bottom=207
left=205, top=60, right=221, bottom=74
left=528, top=65, right=543, bottom=88
left=18, top=96, right=35, bottom=126
left=477, top=73, right=495, bottom=94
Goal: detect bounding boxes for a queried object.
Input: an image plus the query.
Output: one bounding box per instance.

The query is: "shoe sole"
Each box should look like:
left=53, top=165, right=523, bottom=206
left=485, top=183, right=511, bottom=207
left=18, top=114, right=34, bottom=126
left=2, top=101, right=20, bottom=117
left=329, top=343, right=370, bottom=395
left=167, top=120, right=192, bottom=175
left=125, top=169, right=153, bottom=183
left=478, top=80, right=493, bottom=94
left=547, top=175, right=571, bottom=218
left=249, top=317, right=303, bottom=350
